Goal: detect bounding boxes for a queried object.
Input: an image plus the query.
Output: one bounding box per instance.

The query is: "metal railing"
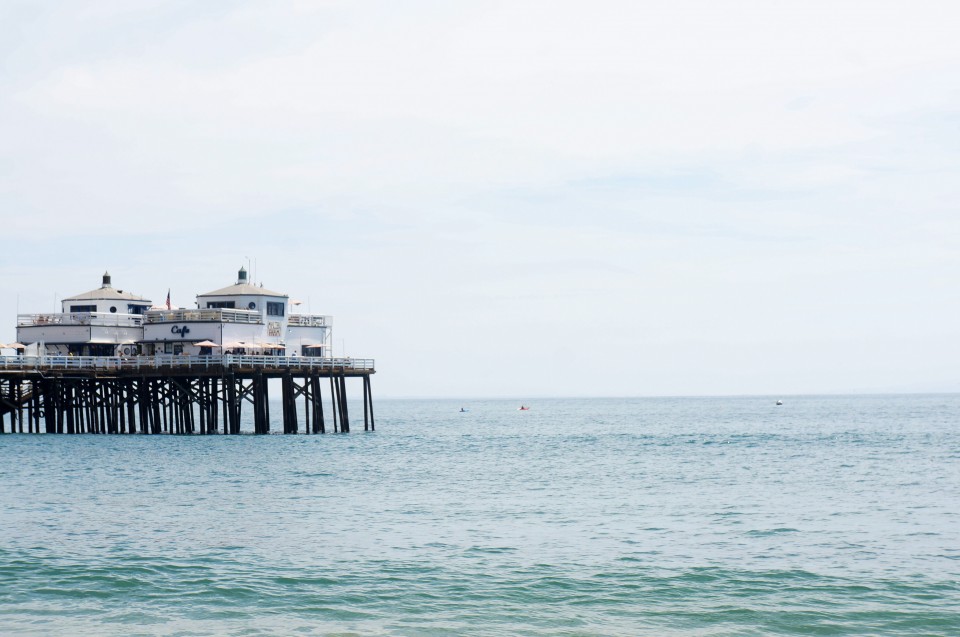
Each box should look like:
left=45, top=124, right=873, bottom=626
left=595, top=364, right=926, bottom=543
left=144, top=308, right=263, bottom=324
left=17, top=313, right=144, bottom=327
left=287, top=314, right=332, bottom=327
left=0, top=355, right=375, bottom=372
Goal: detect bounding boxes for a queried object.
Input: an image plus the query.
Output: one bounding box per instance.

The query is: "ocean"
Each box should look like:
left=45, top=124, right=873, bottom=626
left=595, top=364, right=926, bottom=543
left=1, top=395, right=958, bottom=636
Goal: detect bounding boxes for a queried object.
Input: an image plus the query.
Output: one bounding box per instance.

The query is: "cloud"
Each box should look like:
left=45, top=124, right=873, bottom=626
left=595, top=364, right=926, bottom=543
left=2, top=0, right=960, bottom=395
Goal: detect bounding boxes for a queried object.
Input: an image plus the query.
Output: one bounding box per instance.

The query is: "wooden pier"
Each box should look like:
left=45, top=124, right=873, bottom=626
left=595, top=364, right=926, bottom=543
left=0, top=355, right=375, bottom=435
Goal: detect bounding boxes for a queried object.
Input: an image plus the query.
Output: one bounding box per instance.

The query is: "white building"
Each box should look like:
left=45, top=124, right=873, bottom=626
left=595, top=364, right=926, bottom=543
left=15, top=267, right=332, bottom=357
left=16, top=272, right=151, bottom=356
left=142, top=267, right=331, bottom=356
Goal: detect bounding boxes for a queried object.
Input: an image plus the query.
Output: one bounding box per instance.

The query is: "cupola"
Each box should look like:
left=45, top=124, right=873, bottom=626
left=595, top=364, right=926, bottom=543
left=237, top=266, right=248, bottom=285
left=102, top=271, right=112, bottom=288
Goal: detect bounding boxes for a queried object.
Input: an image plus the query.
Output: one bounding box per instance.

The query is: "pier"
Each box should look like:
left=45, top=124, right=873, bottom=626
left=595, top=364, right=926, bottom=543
left=0, top=355, right=375, bottom=435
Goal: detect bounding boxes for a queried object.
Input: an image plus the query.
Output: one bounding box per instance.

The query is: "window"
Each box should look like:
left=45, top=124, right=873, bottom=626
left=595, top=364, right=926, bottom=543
left=128, top=305, right=147, bottom=315
left=267, top=302, right=285, bottom=317
left=70, top=305, right=97, bottom=313
left=206, top=301, right=235, bottom=309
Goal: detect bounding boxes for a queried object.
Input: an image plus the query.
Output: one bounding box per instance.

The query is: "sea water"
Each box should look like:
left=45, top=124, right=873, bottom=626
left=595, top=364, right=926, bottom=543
left=1, top=395, right=958, bottom=636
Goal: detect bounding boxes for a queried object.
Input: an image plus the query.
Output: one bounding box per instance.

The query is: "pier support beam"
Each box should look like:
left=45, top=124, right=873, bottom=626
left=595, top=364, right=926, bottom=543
left=339, top=374, right=350, bottom=433
left=363, top=374, right=375, bottom=431
left=312, top=376, right=325, bottom=434
left=281, top=374, right=297, bottom=434
left=0, top=367, right=374, bottom=435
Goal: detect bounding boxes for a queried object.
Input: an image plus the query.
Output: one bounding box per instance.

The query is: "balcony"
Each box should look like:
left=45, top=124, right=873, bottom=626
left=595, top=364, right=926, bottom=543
left=144, top=309, right=262, bottom=325
left=17, top=312, right=144, bottom=327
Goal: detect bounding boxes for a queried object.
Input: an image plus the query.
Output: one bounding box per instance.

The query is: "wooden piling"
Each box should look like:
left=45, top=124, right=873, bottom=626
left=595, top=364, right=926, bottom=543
left=339, top=373, right=349, bottom=433
left=313, top=376, right=325, bottom=434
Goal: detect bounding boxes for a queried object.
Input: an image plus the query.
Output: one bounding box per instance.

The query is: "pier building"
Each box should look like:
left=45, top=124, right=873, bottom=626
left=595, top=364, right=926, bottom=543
left=1, top=267, right=373, bottom=435
left=142, top=267, right=330, bottom=357
left=16, top=272, right=151, bottom=356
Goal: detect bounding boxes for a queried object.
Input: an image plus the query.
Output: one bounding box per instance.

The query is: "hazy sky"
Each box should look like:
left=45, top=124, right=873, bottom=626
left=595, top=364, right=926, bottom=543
left=2, top=1, right=959, bottom=397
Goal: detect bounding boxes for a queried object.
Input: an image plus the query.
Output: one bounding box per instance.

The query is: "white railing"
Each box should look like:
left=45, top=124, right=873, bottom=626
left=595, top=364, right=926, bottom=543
left=287, top=314, right=332, bottom=327
left=17, top=313, right=144, bottom=327
left=0, top=355, right=375, bottom=372
left=144, top=309, right=262, bottom=324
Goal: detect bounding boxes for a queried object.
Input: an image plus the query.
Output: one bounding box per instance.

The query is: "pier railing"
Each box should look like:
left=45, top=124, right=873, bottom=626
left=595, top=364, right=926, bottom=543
left=18, top=310, right=333, bottom=328
left=17, top=312, right=144, bottom=327
left=0, top=354, right=374, bottom=372
left=144, top=309, right=262, bottom=324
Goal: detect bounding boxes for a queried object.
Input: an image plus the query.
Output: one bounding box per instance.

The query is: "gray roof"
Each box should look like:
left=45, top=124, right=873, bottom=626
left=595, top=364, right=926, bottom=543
left=197, top=282, right=287, bottom=298
left=62, top=287, right=151, bottom=303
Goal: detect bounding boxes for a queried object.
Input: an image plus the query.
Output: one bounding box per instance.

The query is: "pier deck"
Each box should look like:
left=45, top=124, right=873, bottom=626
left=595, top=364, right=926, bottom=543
left=0, top=355, right=375, bottom=435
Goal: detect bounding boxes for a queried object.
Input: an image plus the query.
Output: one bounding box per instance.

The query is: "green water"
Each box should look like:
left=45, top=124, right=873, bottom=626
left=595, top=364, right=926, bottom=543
left=1, top=396, right=958, bottom=635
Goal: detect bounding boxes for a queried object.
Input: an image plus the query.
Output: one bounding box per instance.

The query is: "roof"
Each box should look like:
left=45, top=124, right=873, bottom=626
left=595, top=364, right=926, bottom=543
left=63, top=287, right=151, bottom=303
left=197, top=282, right=288, bottom=298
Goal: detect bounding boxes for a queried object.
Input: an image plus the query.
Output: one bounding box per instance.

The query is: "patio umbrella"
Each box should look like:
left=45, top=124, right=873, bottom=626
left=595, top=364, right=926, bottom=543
left=7, top=343, right=25, bottom=349
left=247, top=342, right=282, bottom=350
left=193, top=340, right=220, bottom=348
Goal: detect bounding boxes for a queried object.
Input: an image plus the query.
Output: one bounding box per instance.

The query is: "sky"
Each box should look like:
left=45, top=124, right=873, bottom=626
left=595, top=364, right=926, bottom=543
left=2, top=0, right=959, bottom=398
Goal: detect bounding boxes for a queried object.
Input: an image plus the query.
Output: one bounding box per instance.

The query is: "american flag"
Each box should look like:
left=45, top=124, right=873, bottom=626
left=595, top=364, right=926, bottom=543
left=166, top=289, right=171, bottom=310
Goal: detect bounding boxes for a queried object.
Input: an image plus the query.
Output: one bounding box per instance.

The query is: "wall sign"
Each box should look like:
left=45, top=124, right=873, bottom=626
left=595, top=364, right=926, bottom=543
left=171, top=325, right=191, bottom=338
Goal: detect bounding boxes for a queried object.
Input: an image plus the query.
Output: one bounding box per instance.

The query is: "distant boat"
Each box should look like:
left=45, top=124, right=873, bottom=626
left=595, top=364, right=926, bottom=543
left=776, top=400, right=783, bottom=406
left=459, top=407, right=468, bottom=413
left=518, top=405, right=530, bottom=411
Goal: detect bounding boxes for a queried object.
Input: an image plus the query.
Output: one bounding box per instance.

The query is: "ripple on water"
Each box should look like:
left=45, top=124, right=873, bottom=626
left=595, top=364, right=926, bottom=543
left=1, top=395, right=960, bottom=635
